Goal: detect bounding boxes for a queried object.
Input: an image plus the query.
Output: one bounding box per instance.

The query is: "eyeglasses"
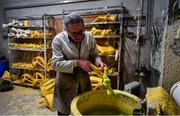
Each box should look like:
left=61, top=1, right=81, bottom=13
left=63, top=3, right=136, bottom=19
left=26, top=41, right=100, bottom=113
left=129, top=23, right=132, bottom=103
left=69, top=29, right=84, bottom=37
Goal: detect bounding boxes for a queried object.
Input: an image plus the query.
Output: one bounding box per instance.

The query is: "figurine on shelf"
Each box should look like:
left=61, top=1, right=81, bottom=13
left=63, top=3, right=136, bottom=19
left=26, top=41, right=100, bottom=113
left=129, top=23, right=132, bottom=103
left=9, top=27, right=30, bottom=38
left=2, top=20, right=23, bottom=28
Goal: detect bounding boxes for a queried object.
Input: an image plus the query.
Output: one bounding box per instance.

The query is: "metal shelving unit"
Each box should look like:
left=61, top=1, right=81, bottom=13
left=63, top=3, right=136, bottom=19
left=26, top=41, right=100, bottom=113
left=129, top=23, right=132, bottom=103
left=6, top=14, right=55, bottom=87
left=59, top=4, right=146, bottom=90
left=62, top=5, right=128, bottom=90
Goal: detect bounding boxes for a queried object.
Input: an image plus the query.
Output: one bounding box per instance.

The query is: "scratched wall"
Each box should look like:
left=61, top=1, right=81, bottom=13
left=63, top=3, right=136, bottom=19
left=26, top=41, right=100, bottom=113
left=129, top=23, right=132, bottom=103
left=160, top=20, right=180, bottom=92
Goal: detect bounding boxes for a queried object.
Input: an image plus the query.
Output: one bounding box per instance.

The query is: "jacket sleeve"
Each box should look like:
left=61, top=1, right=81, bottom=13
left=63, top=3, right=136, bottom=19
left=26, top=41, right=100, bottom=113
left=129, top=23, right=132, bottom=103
left=51, top=37, right=77, bottom=73
left=89, top=34, right=102, bottom=63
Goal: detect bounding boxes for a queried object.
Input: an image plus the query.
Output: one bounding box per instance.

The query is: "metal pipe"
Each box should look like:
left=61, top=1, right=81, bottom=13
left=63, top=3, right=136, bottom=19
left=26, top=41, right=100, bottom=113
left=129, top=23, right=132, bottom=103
left=147, top=0, right=154, bottom=70
left=118, top=3, right=126, bottom=90
left=4, top=0, right=103, bottom=10
left=43, top=14, right=47, bottom=79
left=136, top=0, right=144, bottom=70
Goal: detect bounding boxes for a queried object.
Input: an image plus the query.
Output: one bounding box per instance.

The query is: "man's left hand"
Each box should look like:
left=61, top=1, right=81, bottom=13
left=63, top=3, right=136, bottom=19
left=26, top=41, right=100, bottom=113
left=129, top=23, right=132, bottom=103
left=95, top=60, right=106, bottom=68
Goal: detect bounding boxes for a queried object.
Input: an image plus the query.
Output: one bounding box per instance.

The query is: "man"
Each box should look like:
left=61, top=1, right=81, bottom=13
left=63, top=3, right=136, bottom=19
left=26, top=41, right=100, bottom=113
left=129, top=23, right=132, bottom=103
left=52, top=12, right=105, bottom=115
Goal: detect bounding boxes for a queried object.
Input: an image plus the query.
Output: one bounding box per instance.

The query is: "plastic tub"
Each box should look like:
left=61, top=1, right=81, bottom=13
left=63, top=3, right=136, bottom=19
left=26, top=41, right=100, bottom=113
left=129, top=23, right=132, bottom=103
left=170, top=81, right=180, bottom=107
left=0, top=60, right=9, bottom=77
left=71, top=89, right=142, bottom=115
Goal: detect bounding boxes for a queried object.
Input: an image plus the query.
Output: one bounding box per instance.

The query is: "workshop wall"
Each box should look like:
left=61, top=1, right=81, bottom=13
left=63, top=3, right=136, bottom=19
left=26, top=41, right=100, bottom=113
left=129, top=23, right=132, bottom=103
left=150, top=0, right=169, bottom=87
left=150, top=0, right=180, bottom=92
left=160, top=20, right=180, bottom=92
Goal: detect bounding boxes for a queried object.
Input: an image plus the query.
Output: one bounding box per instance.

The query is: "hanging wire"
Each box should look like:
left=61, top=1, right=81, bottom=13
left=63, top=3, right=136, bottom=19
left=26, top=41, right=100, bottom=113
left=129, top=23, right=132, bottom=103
left=133, top=0, right=141, bottom=11
left=172, top=0, right=180, bottom=18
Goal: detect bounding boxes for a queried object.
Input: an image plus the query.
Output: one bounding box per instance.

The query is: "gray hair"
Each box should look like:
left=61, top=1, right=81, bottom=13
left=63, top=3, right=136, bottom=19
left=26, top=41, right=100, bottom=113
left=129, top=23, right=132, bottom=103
left=64, top=12, right=84, bottom=27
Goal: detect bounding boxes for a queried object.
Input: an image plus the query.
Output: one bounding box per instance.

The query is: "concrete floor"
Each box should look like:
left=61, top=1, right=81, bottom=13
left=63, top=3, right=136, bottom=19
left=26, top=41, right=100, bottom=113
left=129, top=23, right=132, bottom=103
left=0, top=85, right=56, bottom=115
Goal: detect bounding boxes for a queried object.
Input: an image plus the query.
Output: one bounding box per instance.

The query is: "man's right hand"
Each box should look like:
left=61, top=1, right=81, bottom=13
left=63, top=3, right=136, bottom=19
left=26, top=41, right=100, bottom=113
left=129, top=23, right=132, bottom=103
left=76, top=60, right=92, bottom=72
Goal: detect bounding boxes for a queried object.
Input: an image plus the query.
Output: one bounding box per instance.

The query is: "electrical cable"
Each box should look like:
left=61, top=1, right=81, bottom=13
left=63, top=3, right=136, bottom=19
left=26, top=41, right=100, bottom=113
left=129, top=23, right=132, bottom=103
left=172, top=0, right=180, bottom=18
left=133, top=0, right=141, bottom=11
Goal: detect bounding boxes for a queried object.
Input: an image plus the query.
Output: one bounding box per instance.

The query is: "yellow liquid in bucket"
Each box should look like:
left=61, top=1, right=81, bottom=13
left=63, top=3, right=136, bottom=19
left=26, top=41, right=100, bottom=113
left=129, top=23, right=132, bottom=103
left=82, top=105, right=128, bottom=115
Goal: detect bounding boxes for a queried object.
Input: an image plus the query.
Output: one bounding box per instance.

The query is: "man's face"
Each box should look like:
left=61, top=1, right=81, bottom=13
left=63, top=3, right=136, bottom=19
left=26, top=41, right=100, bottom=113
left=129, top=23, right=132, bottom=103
left=66, top=22, right=84, bottom=43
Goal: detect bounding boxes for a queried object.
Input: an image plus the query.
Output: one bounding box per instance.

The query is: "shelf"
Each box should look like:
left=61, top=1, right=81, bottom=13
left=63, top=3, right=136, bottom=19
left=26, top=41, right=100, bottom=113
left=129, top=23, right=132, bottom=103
left=13, top=80, right=39, bottom=88
left=85, top=16, right=146, bottom=27
left=7, top=15, right=55, bottom=81
left=64, top=7, right=127, bottom=16
left=11, top=67, right=45, bottom=71
left=10, top=37, right=52, bottom=40
left=93, top=35, right=119, bottom=39
left=9, top=47, right=45, bottom=52
left=124, top=16, right=146, bottom=27
left=85, top=22, right=120, bottom=26
left=9, top=26, right=53, bottom=30
left=89, top=72, right=118, bottom=77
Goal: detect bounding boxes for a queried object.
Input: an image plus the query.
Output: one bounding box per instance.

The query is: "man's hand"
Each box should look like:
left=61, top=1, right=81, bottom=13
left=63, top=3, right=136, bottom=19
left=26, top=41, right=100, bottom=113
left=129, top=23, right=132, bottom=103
left=95, top=60, right=106, bottom=68
left=76, top=60, right=92, bottom=72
